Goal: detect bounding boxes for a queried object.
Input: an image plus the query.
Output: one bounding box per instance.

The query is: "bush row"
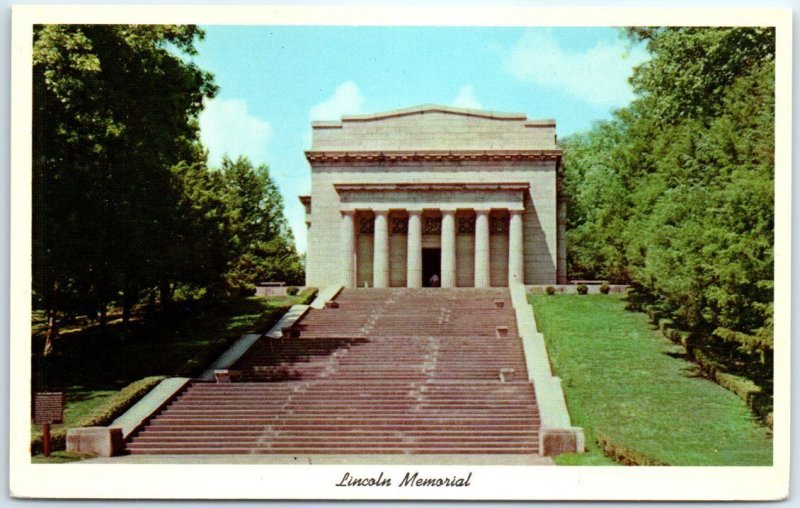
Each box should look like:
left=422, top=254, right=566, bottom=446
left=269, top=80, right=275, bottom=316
left=298, top=287, right=319, bottom=304
left=595, top=431, right=668, bottom=466
left=542, top=283, right=611, bottom=295
left=31, top=375, right=166, bottom=455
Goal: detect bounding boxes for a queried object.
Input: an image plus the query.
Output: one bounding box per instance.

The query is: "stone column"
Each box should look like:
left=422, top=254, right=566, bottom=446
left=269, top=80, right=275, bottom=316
left=373, top=210, right=389, bottom=288
left=508, top=210, right=524, bottom=285
left=440, top=209, right=457, bottom=288
left=340, top=210, right=356, bottom=287
left=474, top=209, right=491, bottom=288
left=406, top=211, right=422, bottom=288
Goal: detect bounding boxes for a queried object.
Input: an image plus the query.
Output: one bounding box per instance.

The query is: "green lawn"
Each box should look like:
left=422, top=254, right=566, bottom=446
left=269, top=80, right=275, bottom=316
left=530, top=294, right=772, bottom=466
left=31, top=291, right=315, bottom=460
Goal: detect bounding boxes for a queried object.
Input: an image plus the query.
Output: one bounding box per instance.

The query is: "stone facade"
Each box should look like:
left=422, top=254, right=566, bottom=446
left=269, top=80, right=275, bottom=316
left=301, top=105, right=566, bottom=288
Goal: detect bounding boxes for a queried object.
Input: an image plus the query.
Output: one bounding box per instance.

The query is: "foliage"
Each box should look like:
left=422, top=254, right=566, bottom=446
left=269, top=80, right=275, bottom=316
left=545, top=285, right=556, bottom=296
left=531, top=294, right=772, bottom=466
left=562, top=27, right=774, bottom=371
left=576, top=284, right=588, bottom=295
left=33, top=24, right=217, bottom=349
left=286, top=286, right=299, bottom=296
left=599, top=283, right=610, bottom=295
left=32, top=25, right=306, bottom=354
left=220, top=157, right=304, bottom=291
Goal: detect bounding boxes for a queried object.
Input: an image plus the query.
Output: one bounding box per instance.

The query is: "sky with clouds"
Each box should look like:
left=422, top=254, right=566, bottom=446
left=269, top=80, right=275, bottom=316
left=193, top=26, right=649, bottom=254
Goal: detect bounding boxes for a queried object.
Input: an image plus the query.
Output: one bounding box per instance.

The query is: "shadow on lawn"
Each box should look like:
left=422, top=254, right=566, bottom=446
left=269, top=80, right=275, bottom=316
left=31, top=297, right=272, bottom=393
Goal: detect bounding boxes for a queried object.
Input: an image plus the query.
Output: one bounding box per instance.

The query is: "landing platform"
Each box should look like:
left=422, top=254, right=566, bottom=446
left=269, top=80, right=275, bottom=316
left=82, top=453, right=554, bottom=465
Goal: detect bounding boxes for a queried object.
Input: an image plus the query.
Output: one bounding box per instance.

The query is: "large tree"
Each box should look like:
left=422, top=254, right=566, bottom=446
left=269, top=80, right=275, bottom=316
left=33, top=25, right=217, bottom=352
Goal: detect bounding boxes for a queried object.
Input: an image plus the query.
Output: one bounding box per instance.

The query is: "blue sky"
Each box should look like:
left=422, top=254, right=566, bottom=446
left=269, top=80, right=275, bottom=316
left=192, top=26, right=650, bottom=253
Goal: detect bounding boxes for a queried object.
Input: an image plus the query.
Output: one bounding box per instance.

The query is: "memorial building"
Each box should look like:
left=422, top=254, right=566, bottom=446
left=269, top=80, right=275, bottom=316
left=301, top=105, right=567, bottom=288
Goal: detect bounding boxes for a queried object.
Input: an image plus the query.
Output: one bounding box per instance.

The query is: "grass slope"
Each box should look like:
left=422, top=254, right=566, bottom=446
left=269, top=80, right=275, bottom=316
left=530, top=294, right=772, bottom=466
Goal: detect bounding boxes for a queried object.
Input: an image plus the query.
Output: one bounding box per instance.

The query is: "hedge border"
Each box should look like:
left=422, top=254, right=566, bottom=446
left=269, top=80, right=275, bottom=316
left=31, top=375, right=166, bottom=455
left=595, top=431, right=669, bottom=466
left=645, top=304, right=772, bottom=428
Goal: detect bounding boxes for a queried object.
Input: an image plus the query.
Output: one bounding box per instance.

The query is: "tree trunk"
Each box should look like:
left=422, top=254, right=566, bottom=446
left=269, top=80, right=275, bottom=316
left=43, top=307, right=58, bottom=356
left=159, top=279, right=172, bottom=311
left=99, top=304, right=107, bottom=327
left=122, top=279, right=132, bottom=325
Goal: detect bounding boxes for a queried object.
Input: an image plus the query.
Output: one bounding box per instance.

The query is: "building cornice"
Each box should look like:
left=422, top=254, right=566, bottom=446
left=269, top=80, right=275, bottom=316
left=306, top=150, right=561, bottom=164
left=334, top=182, right=530, bottom=193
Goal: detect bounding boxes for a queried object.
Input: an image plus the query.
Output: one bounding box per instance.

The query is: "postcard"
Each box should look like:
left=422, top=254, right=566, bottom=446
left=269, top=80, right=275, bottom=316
left=9, top=3, right=791, bottom=501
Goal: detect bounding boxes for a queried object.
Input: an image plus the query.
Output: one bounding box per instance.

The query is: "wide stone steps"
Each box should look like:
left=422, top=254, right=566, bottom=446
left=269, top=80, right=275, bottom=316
left=126, top=447, right=537, bottom=455
left=126, top=288, right=539, bottom=456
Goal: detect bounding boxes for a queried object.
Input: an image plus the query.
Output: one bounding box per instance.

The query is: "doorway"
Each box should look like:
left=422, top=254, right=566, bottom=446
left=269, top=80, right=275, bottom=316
left=422, top=248, right=441, bottom=287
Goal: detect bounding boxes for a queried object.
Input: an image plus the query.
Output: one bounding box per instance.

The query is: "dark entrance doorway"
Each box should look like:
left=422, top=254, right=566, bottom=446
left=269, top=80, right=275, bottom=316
left=422, top=248, right=441, bottom=287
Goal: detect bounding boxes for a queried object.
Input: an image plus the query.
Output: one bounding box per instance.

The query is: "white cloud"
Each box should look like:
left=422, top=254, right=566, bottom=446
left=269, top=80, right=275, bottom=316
left=309, top=81, right=365, bottom=121
left=504, top=29, right=650, bottom=107
left=450, top=85, right=482, bottom=109
left=199, top=98, right=272, bottom=166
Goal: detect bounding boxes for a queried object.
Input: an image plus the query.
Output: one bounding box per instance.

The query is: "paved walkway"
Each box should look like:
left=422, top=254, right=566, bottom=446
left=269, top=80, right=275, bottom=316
left=82, top=454, right=554, bottom=465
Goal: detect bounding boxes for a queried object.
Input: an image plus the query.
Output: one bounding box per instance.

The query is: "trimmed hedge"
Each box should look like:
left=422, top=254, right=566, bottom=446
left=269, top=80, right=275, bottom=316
left=576, top=284, right=588, bottom=295
left=715, top=372, right=762, bottom=407
left=31, top=375, right=166, bottom=455
left=545, top=286, right=556, bottom=296
left=599, top=283, right=611, bottom=295
left=298, top=287, right=319, bottom=304
left=595, top=431, right=668, bottom=466
left=646, top=309, right=772, bottom=427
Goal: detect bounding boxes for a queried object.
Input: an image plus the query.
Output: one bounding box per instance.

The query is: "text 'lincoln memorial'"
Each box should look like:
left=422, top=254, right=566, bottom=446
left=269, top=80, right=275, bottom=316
left=301, top=105, right=567, bottom=288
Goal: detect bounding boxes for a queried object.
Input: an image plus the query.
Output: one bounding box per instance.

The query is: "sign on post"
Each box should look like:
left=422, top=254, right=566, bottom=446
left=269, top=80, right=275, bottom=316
left=34, top=392, right=64, bottom=457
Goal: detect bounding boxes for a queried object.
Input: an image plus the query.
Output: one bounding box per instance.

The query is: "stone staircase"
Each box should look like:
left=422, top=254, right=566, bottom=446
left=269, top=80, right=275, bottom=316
left=125, top=288, right=540, bottom=455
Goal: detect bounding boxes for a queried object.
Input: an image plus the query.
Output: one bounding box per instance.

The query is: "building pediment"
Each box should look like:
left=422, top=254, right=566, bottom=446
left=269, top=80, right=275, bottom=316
left=308, top=104, right=559, bottom=154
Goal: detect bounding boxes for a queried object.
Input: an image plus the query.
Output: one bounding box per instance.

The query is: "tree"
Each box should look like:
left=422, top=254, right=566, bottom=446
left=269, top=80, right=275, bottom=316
left=219, top=156, right=304, bottom=292
left=33, top=25, right=217, bottom=352
left=561, top=27, right=774, bottom=367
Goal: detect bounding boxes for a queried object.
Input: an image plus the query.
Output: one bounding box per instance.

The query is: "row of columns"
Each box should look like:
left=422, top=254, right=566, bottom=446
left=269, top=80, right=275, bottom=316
left=341, top=209, right=524, bottom=288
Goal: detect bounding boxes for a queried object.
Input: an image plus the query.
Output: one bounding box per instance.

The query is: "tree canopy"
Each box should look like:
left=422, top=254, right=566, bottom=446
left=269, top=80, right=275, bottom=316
left=562, top=27, right=774, bottom=368
left=33, top=25, right=304, bottom=353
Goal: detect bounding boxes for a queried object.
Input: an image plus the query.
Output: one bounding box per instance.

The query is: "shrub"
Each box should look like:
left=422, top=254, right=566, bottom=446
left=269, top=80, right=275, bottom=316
left=576, top=284, right=588, bottom=295
left=31, top=375, right=166, bottom=455
left=298, top=287, right=318, bottom=304
left=239, top=284, right=257, bottom=297
left=252, top=305, right=293, bottom=333
left=599, top=283, right=610, bottom=294
left=286, top=286, right=299, bottom=296
left=658, top=318, right=673, bottom=335
left=624, top=288, right=642, bottom=310
left=595, top=431, right=668, bottom=466
left=545, top=285, right=556, bottom=296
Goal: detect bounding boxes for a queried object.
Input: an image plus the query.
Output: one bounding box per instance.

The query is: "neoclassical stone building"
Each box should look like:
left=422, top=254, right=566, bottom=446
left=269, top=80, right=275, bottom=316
left=301, top=105, right=567, bottom=288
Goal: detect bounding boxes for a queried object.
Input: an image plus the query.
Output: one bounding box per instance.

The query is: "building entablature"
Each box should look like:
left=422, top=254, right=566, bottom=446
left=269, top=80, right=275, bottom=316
left=333, top=182, right=528, bottom=213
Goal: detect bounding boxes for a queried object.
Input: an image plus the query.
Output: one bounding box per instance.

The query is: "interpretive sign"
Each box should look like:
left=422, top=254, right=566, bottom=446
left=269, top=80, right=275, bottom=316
left=34, top=392, right=64, bottom=425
